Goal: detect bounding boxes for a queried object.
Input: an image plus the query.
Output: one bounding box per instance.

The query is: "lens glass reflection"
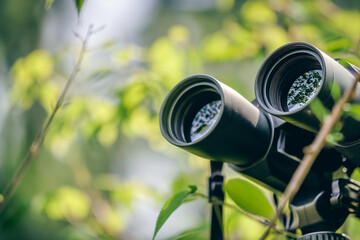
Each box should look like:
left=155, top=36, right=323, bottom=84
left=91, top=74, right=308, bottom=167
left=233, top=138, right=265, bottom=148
left=286, top=70, right=322, bottom=111
left=190, top=100, right=221, bottom=142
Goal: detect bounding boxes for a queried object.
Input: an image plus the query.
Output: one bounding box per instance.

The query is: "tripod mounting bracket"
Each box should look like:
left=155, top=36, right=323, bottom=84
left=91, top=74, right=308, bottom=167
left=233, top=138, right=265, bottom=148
left=330, top=178, right=360, bottom=217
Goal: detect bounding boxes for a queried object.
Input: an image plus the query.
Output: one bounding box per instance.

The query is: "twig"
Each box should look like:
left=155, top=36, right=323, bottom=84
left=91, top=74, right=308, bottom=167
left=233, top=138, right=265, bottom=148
left=260, top=73, right=360, bottom=240
left=194, top=193, right=298, bottom=239
left=221, top=202, right=299, bottom=238
left=0, top=25, right=95, bottom=215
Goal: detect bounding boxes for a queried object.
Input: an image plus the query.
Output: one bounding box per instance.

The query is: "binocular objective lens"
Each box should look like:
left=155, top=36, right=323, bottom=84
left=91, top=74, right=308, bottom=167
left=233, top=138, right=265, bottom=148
left=286, top=70, right=323, bottom=111
left=189, top=100, right=222, bottom=142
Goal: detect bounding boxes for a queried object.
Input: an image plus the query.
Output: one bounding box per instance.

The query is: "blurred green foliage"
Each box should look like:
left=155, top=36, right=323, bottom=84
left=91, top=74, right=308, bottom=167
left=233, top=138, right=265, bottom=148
left=0, top=0, right=358, bottom=239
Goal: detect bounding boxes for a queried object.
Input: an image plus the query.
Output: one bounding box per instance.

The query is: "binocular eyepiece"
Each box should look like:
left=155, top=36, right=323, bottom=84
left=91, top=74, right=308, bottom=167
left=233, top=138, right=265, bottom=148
left=256, top=42, right=327, bottom=115
left=159, top=75, right=273, bottom=166
left=255, top=42, right=360, bottom=141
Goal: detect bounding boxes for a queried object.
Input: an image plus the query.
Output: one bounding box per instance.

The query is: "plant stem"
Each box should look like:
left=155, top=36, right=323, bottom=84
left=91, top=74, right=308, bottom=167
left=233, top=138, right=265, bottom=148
left=0, top=25, right=95, bottom=215
left=194, top=193, right=298, bottom=239
left=260, top=73, right=360, bottom=240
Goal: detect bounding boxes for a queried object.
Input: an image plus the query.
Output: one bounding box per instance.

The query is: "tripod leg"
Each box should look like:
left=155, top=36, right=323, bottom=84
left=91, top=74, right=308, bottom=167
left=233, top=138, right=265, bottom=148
left=209, top=161, right=224, bottom=240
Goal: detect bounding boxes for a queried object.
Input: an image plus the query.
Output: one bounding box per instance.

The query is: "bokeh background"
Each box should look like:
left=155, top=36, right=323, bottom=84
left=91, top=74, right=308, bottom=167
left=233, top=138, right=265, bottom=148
left=0, top=0, right=359, bottom=239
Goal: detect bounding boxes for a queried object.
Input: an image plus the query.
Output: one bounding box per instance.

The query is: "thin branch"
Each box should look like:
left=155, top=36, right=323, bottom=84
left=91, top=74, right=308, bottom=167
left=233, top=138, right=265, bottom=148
left=0, top=25, right=96, bottom=215
left=92, top=25, right=106, bottom=34
left=73, top=31, right=84, bottom=42
left=260, top=73, right=360, bottom=240
left=221, top=202, right=286, bottom=235
left=194, top=193, right=298, bottom=239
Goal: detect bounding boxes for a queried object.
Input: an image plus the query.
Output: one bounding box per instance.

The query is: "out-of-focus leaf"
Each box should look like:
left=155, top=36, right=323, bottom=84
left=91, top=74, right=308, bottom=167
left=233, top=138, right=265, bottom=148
left=202, top=19, right=260, bottom=62
left=225, top=178, right=274, bottom=220
left=346, top=104, right=360, bottom=121
left=39, top=82, right=59, bottom=113
left=90, top=99, right=117, bottom=124
left=114, top=45, right=145, bottom=67
left=74, top=0, right=85, bottom=14
left=121, top=83, right=147, bottom=110
left=49, top=133, right=74, bottom=158
left=115, top=49, right=132, bottom=66
left=94, top=174, right=161, bottom=210
left=45, top=0, right=55, bottom=9
left=10, top=50, right=54, bottom=110
left=202, top=32, right=233, bottom=62
left=224, top=20, right=259, bottom=57
left=187, top=48, right=203, bottom=73
left=44, top=186, right=90, bottom=221
left=122, top=107, right=156, bottom=138
left=295, top=25, right=323, bottom=45
left=97, top=123, right=118, bottom=147
left=327, top=120, right=344, bottom=146
left=330, top=82, right=342, bottom=102
left=168, top=25, right=189, bottom=45
left=240, top=1, right=277, bottom=25
left=327, top=39, right=352, bottom=53
left=332, top=122, right=343, bottom=134
left=259, top=26, right=289, bottom=53
left=100, top=204, right=125, bottom=235
left=216, top=0, right=234, bottom=12
left=309, top=98, right=329, bottom=122
left=332, top=11, right=360, bottom=40
left=326, top=132, right=344, bottom=146
left=153, top=186, right=197, bottom=240
left=148, top=37, right=184, bottom=88
left=11, top=50, right=53, bottom=84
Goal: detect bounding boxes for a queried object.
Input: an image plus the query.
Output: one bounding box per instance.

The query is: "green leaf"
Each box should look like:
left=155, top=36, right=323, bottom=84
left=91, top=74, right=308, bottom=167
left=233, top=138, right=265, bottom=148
left=45, top=0, right=55, bottom=9
left=74, top=0, right=85, bottom=14
left=225, top=178, right=274, bottom=220
left=348, top=104, right=360, bottom=121
left=326, top=132, right=344, bottom=146
left=330, top=82, right=342, bottom=102
left=153, top=186, right=197, bottom=240
left=309, top=98, right=329, bottom=122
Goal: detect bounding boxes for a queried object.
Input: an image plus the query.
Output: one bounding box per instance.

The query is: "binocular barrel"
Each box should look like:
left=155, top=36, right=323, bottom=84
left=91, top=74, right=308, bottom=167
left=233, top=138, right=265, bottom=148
left=255, top=42, right=360, bottom=143
left=160, top=42, right=360, bottom=173
left=160, top=75, right=273, bottom=166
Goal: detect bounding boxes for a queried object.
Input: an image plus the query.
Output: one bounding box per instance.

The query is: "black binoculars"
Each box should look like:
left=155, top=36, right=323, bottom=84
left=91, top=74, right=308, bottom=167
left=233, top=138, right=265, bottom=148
left=159, top=42, right=360, bottom=236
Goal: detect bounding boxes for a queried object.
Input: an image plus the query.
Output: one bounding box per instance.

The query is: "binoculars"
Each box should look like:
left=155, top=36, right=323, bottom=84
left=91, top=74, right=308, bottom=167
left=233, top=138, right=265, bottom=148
left=159, top=42, right=360, bottom=235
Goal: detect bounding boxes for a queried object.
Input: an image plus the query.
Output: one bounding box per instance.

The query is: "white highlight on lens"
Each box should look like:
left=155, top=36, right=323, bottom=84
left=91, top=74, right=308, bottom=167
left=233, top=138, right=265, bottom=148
left=190, top=100, right=221, bottom=142
left=286, top=70, right=323, bottom=111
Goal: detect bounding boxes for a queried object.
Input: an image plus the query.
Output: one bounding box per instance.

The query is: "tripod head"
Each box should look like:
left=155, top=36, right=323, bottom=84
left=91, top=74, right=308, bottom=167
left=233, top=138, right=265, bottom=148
left=159, top=42, right=360, bottom=237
